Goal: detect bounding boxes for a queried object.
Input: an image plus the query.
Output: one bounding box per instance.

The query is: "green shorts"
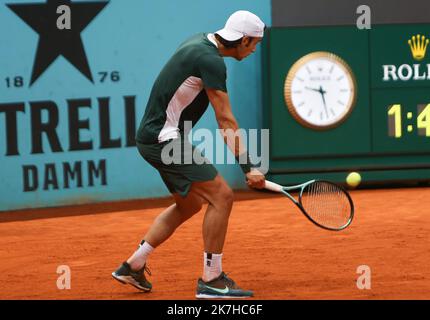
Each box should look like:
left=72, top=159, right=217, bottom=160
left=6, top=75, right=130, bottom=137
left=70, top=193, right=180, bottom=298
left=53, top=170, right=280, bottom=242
left=136, top=138, right=218, bottom=197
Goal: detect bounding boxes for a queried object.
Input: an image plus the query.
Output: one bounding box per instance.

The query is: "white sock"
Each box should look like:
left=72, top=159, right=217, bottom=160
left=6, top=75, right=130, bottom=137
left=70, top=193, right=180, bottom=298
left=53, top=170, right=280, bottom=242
left=127, top=240, right=154, bottom=271
left=203, top=252, right=222, bottom=282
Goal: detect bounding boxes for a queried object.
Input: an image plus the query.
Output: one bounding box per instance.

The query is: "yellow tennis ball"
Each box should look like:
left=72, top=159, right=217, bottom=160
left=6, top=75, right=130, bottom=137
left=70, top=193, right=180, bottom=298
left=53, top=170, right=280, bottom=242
left=346, top=172, right=361, bottom=188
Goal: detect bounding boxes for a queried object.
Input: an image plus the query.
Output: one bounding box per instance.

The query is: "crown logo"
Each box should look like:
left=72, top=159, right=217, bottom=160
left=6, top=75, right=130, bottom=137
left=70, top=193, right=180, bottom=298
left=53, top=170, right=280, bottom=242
left=408, top=34, right=429, bottom=61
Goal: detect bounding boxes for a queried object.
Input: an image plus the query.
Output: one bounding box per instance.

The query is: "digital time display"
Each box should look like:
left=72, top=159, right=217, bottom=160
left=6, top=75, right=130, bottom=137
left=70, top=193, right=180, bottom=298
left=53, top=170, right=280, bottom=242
left=387, top=103, right=430, bottom=138
left=372, top=89, right=430, bottom=153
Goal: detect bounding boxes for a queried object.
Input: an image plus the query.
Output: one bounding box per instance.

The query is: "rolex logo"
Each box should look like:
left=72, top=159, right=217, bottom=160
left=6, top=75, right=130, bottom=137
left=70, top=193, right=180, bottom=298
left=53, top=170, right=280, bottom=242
left=408, top=34, right=429, bottom=61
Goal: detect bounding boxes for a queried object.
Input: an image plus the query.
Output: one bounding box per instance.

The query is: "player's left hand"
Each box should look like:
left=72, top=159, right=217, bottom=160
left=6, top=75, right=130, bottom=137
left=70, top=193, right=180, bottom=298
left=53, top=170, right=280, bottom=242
left=246, top=169, right=265, bottom=189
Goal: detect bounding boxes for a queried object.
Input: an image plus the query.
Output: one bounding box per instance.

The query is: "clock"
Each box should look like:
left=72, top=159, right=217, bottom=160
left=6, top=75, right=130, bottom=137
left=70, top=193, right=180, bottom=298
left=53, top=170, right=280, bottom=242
left=284, top=51, right=357, bottom=130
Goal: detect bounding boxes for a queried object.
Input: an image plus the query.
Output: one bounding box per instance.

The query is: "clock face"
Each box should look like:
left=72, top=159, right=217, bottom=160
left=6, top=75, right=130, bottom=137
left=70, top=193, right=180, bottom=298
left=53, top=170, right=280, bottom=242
left=284, top=52, right=357, bottom=130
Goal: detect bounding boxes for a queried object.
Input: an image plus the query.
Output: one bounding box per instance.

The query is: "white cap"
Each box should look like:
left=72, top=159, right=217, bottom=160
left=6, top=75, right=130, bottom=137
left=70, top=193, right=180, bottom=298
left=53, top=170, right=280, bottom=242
left=215, top=10, right=265, bottom=41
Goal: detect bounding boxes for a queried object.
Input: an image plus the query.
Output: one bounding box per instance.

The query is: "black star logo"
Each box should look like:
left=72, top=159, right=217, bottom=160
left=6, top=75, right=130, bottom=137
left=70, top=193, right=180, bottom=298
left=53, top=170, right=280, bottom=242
left=7, top=0, right=109, bottom=86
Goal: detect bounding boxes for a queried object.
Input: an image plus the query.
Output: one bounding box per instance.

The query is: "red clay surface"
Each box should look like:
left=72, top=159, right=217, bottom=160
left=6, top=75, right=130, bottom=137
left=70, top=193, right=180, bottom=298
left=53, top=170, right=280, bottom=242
left=0, top=187, right=429, bottom=300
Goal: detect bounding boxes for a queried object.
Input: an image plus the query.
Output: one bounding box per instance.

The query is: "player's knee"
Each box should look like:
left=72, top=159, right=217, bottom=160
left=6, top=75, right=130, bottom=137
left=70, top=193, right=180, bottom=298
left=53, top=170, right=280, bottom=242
left=217, top=184, right=234, bottom=208
left=190, top=199, right=203, bottom=214
left=177, top=197, right=202, bottom=216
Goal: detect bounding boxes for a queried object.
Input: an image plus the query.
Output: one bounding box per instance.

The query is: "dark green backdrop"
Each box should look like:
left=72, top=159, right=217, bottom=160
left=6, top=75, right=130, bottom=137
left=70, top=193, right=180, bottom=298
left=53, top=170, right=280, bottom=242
left=263, top=25, right=430, bottom=185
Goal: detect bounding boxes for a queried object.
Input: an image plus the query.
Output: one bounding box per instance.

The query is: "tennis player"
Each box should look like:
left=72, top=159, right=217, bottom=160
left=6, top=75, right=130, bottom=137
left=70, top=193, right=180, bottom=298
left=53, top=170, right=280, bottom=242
left=112, top=10, right=266, bottom=299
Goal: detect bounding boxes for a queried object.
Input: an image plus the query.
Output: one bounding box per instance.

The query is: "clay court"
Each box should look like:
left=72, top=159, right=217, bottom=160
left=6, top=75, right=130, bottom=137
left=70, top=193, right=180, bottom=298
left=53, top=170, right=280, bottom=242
left=0, top=187, right=429, bottom=300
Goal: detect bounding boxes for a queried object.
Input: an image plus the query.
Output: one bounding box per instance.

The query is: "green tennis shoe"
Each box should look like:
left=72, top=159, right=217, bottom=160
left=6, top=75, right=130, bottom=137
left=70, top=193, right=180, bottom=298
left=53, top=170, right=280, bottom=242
left=112, top=262, right=152, bottom=292
left=196, top=272, right=253, bottom=299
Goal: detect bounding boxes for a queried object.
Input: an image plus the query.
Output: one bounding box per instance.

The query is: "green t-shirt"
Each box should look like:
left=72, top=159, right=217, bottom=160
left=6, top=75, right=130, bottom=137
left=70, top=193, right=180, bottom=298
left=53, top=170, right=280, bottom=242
left=136, top=33, right=227, bottom=144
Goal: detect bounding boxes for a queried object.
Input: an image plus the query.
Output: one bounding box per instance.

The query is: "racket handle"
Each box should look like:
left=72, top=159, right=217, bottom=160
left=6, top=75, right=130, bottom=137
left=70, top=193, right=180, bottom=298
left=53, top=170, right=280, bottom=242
left=265, top=180, right=284, bottom=193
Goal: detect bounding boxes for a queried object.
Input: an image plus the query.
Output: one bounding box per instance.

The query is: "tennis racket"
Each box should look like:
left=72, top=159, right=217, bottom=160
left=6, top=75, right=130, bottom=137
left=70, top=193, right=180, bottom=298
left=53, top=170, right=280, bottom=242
left=265, top=179, right=354, bottom=231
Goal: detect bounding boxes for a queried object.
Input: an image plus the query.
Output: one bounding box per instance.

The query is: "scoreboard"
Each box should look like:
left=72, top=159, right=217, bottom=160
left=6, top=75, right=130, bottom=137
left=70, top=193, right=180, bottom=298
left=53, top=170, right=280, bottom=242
left=262, top=24, right=430, bottom=185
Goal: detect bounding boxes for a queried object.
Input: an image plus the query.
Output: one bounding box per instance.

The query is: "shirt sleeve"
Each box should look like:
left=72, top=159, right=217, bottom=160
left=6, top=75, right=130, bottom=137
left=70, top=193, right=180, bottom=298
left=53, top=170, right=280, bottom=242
left=198, top=54, right=227, bottom=92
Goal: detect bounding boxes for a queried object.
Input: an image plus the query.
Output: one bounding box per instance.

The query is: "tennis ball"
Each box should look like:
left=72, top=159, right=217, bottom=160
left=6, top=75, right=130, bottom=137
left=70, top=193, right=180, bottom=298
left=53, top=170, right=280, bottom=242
left=346, top=172, right=361, bottom=188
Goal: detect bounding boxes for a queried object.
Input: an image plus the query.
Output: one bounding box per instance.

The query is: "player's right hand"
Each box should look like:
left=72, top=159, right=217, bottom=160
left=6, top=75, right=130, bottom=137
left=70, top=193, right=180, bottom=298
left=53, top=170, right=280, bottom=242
left=246, top=169, right=265, bottom=189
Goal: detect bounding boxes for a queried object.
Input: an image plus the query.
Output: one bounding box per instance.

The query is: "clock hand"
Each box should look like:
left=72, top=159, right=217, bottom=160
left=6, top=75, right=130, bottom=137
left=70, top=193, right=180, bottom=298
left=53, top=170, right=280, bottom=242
left=305, top=86, right=321, bottom=93
left=319, top=86, right=329, bottom=119
left=305, top=85, right=329, bottom=118
left=319, top=86, right=327, bottom=95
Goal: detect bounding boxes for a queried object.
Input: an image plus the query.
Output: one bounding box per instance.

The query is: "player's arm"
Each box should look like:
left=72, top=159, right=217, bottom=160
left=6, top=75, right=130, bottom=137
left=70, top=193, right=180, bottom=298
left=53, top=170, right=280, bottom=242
left=206, top=88, right=242, bottom=156
left=206, top=88, right=265, bottom=189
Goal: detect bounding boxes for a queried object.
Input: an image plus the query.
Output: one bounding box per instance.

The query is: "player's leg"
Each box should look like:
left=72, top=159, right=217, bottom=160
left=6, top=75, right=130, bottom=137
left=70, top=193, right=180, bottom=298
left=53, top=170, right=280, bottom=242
left=112, top=191, right=203, bottom=291
left=125, top=174, right=233, bottom=276
left=190, top=174, right=253, bottom=298
left=128, top=191, right=203, bottom=269
left=191, top=174, right=234, bottom=254
left=138, top=174, right=233, bottom=263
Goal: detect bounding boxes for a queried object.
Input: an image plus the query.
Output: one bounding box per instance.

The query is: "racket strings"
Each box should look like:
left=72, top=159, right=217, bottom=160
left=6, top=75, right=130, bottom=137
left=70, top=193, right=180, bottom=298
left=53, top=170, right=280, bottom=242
left=300, top=181, right=352, bottom=230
